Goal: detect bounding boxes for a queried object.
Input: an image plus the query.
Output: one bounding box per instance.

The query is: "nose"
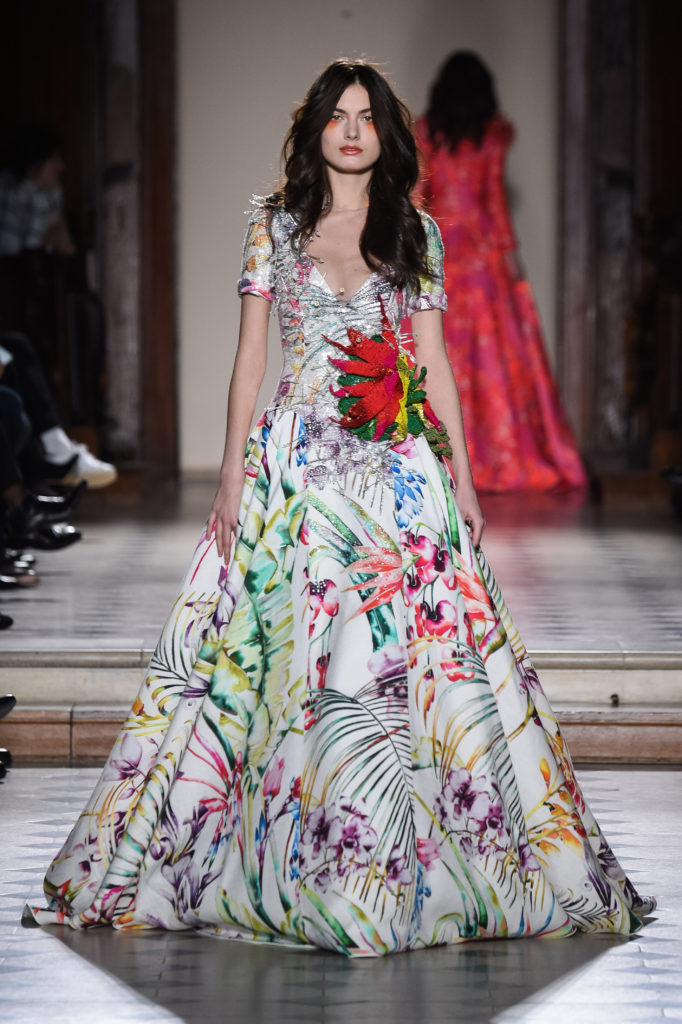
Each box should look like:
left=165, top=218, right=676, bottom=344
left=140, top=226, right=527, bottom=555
left=344, top=118, right=359, bottom=140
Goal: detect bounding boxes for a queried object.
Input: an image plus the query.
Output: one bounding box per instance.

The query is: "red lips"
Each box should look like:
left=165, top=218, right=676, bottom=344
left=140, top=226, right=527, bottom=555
left=340, top=146, right=362, bottom=155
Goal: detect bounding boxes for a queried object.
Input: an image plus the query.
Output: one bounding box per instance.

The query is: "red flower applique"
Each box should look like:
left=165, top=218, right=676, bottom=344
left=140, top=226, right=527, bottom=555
left=326, top=297, right=452, bottom=458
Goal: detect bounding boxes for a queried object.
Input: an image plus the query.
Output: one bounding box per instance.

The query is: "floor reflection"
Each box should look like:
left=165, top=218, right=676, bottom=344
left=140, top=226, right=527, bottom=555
left=2, top=767, right=677, bottom=1024
left=51, top=926, right=630, bottom=1023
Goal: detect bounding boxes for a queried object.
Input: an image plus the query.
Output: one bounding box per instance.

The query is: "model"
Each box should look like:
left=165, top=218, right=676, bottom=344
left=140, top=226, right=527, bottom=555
left=28, top=60, right=651, bottom=955
left=416, top=52, right=588, bottom=491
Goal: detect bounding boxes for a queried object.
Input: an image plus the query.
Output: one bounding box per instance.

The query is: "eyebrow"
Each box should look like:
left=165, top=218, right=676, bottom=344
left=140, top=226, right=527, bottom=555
left=333, top=107, right=372, bottom=114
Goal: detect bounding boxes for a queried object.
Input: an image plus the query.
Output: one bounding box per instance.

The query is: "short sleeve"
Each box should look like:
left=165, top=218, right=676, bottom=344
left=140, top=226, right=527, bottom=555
left=237, top=207, right=275, bottom=301
left=407, top=213, right=447, bottom=314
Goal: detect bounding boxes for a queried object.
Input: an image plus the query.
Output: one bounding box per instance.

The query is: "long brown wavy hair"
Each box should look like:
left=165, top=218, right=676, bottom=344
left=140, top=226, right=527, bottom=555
left=269, top=60, right=429, bottom=291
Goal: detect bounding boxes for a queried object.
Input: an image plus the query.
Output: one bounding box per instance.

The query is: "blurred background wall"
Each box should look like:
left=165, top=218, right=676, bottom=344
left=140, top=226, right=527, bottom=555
left=177, top=0, right=559, bottom=472
left=1, top=0, right=678, bottom=493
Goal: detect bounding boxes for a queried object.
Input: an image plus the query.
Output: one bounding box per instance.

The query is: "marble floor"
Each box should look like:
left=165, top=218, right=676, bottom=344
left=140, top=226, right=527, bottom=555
left=1, top=483, right=681, bottom=654
left=0, top=765, right=679, bottom=1024
left=1, top=487, right=681, bottom=1021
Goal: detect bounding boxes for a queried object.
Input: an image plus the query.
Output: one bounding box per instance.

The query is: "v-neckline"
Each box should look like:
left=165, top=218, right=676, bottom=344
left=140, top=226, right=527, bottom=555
left=308, top=258, right=378, bottom=307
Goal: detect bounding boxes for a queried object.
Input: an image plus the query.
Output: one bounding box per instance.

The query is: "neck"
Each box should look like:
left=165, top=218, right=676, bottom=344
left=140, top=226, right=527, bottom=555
left=326, top=167, right=372, bottom=213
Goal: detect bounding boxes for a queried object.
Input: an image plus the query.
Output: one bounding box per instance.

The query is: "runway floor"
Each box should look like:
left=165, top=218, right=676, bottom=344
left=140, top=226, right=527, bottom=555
left=2, top=482, right=681, bottom=654
left=1, top=485, right=681, bottom=1021
left=1, top=765, right=679, bottom=1024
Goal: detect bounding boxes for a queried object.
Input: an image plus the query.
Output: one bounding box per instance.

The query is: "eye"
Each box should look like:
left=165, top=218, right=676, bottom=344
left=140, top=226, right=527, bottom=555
left=361, top=114, right=373, bottom=123
left=330, top=113, right=343, bottom=121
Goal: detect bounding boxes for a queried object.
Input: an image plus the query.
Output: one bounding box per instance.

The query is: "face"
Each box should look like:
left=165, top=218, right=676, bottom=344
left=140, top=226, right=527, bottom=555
left=320, top=83, right=381, bottom=175
left=32, top=153, right=64, bottom=190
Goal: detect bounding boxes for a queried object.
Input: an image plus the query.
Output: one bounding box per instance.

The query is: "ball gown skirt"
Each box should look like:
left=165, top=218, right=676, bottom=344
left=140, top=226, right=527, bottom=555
left=27, top=208, right=651, bottom=956
left=442, top=247, right=588, bottom=493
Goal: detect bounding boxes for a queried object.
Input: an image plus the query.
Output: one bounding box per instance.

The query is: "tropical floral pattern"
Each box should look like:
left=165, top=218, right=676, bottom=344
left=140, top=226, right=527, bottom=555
left=28, top=203, right=651, bottom=955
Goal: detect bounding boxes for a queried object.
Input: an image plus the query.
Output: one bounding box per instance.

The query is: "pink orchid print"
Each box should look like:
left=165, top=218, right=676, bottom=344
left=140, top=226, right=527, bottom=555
left=416, top=836, right=441, bottom=870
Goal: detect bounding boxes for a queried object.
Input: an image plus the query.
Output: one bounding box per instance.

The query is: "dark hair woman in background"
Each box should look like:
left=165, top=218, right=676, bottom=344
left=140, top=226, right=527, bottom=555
left=417, top=51, right=587, bottom=491
left=28, top=60, right=651, bottom=956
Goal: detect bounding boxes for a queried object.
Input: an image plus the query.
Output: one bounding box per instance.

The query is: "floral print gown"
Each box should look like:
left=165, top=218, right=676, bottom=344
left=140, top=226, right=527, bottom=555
left=416, top=115, right=588, bottom=492
left=29, top=205, right=651, bottom=956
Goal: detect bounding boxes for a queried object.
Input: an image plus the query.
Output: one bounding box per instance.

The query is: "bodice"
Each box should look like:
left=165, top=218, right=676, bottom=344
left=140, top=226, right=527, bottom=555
left=237, top=205, right=447, bottom=488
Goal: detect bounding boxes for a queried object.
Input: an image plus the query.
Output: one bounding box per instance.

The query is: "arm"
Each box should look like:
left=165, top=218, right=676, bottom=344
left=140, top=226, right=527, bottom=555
left=412, top=306, right=486, bottom=546
left=207, top=293, right=270, bottom=560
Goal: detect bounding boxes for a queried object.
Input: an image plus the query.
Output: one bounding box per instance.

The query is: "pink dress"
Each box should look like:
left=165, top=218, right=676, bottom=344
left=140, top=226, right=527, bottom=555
left=415, top=115, right=587, bottom=492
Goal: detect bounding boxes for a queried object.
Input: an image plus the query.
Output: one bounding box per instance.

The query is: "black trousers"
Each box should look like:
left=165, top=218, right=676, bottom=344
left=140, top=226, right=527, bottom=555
left=0, top=331, right=60, bottom=435
left=0, top=386, right=31, bottom=456
left=0, top=419, right=22, bottom=493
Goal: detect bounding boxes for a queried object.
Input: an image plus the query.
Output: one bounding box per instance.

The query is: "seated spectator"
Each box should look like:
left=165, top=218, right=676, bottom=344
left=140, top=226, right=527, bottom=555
left=0, top=126, right=74, bottom=257
left=0, top=361, right=92, bottom=631
left=0, top=381, right=84, bottom=623
left=0, top=126, right=112, bottom=441
left=0, top=385, right=80, bottom=618
left=0, top=332, right=116, bottom=487
left=0, top=386, right=82, bottom=552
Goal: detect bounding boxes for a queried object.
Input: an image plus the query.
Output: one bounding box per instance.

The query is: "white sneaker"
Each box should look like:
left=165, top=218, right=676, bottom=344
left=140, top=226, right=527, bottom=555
left=62, top=444, right=118, bottom=489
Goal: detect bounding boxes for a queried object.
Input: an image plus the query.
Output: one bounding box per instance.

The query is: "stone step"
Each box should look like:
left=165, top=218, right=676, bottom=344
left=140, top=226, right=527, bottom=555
left=1, top=701, right=681, bottom=767
left=1, top=649, right=680, bottom=766
left=553, top=704, right=682, bottom=764
left=1, top=649, right=681, bottom=706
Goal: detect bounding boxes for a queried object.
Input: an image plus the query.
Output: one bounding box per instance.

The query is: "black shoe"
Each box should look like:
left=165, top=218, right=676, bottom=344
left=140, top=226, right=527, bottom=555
left=0, top=612, right=13, bottom=630
left=3, top=548, right=36, bottom=566
left=31, top=481, right=87, bottom=522
left=0, top=553, right=34, bottom=573
left=0, top=550, right=40, bottom=585
left=6, top=496, right=82, bottom=551
left=21, top=521, right=82, bottom=551
left=0, top=748, right=12, bottom=767
left=0, top=562, right=39, bottom=586
left=22, top=449, right=79, bottom=486
left=0, top=695, right=16, bottom=720
left=0, top=762, right=6, bottom=781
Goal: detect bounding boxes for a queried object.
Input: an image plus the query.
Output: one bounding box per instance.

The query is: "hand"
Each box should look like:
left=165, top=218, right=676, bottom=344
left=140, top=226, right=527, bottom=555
left=207, top=474, right=243, bottom=563
left=455, top=481, right=486, bottom=548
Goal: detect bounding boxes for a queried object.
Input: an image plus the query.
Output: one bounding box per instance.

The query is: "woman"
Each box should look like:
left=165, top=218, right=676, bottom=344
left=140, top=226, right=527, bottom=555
left=28, top=61, right=651, bottom=955
left=416, top=52, right=587, bottom=492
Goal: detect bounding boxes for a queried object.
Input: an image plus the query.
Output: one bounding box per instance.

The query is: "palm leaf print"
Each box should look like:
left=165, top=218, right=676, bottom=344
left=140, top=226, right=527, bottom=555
left=301, top=679, right=415, bottom=926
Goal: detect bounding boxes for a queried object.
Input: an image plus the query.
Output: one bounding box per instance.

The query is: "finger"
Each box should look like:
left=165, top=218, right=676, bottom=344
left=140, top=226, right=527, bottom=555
left=215, top=518, right=224, bottom=559
left=207, top=511, right=216, bottom=536
left=223, top=524, right=232, bottom=565
left=464, top=514, right=478, bottom=548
